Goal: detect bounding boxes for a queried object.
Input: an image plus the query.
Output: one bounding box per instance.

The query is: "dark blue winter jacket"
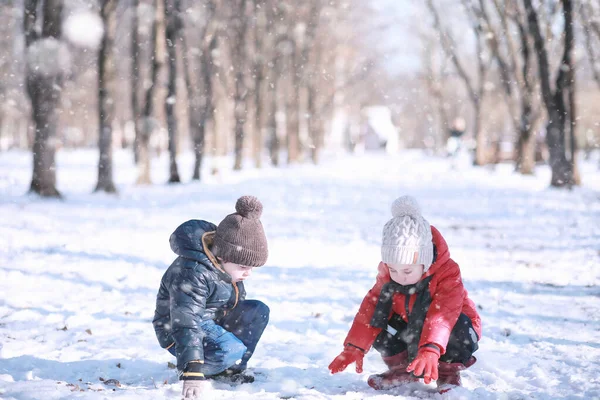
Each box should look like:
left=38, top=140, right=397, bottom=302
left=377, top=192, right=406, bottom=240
left=152, top=220, right=246, bottom=370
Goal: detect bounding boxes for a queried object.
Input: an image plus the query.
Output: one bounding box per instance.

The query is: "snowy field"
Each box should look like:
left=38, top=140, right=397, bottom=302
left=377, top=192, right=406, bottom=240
left=0, top=149, right=599, bottom=400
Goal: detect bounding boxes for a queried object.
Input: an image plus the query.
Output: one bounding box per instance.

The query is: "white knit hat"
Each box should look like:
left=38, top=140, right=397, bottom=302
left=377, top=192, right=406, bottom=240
left=381, top=196, right=434, bottom=271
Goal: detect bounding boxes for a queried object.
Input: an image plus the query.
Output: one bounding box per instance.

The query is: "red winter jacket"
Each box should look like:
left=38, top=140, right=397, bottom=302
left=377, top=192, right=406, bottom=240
left=344, top=226, right=481, bottom=355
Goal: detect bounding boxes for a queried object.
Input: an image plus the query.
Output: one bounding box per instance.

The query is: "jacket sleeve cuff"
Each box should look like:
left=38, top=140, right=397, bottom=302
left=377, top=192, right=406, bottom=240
left=346, top=343, right=366, bottom=352
left=180, top=360, right=206, bottom=381
left=420, top=343, right=441, bottom=357
left=176, top=346, right=204, bottom=370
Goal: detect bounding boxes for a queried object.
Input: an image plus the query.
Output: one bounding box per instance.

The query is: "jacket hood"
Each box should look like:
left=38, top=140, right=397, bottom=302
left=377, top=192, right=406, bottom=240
left=423, top=225, right=451, bottom=277
left=169, top=219, right=218, bottom=262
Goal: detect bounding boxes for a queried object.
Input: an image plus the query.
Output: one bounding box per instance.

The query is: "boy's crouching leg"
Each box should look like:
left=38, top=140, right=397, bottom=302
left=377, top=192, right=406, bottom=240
left=200, top=323, right=248, bottom=377
left=218, top=300, right=270, bottom=369
left=222, top=337, right=248, bottom=370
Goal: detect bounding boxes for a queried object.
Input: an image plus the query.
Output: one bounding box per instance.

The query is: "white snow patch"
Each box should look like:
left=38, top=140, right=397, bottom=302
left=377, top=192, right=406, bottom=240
left=63, top=12, right=104, bottom=49
left=26, top=38, right=71, bottom=77
left=0, top=149, right=599, bottom=399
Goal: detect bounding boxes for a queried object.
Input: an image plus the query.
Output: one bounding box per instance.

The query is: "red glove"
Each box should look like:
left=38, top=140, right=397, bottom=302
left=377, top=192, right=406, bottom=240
left=328, top=345, right=364, bottom=374
left=406, top=346, right=440, bottom=384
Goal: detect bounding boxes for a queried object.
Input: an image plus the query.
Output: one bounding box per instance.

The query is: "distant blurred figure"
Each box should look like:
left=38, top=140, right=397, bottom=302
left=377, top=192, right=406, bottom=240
left=446, top=117, right=466, bottom=157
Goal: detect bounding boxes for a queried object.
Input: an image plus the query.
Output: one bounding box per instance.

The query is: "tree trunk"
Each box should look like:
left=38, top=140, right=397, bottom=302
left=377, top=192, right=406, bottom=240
left=267, top=70, right=279, bottom=166
left=193, top=34, right=217, bottom=180
left=253, top=60, right=264, bottom=169
left=164, top=0, right=180, bottom=183
left=131, top=0, right=141, bottom=164
left=95, top=0, right=118, bottom=193
left=26, top=0, right=65, bottom=198
left=567, top=28, right=580, bottom=186
left=137, top=0, right=162, bottom=185
left=233, top=70, right=246, bottom=171
left=252, top=1, right=267, bottom=168
left=253, top=70, right=264, bottom=168
left=518, top=131, right=536, bottom=175
left=515, top=103, right=536, bottom=174
left=230, top=0, right=249, bottom=171
left=473, top=101, right=486, bottom=166
left=307, top=84, right=322, bottom=164
left=286, top=44, right=300, bottom=164
left=524, top=0, right=575, bottom=187
left=180, top=21, right=200, bottom=180
left=516, top=95, right=536, bottom=175
left=546, top=116, right=571, bottom=187
left=513, top=18, right=536, bottom=175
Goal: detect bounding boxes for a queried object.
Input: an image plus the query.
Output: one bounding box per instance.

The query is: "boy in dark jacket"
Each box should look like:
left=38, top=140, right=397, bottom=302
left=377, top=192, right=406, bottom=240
left=153, top=196, right=270, bottom=399
left=328, top=196, right=481, bottom=393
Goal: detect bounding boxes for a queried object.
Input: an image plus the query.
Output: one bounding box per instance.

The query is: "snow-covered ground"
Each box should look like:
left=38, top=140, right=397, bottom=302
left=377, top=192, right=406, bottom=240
left=0, top=149, right=599, bottom=400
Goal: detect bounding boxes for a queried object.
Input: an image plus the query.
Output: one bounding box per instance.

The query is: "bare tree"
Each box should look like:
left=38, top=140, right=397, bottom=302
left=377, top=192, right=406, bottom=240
left=95, top=0, right=118, bottom=193
left=229, top=0, right=250, bottom=171
left=131, top=0, right=141, bottom=164
left=0, top=1, right=14, bottom=151
left=426, top=0, right=490, bottom=166
left=285, top=26, right=301, bottom=164
left=251, top=0, right=267, bottom=168
left=303, top=0, right=325, bottom=163
left=164, top=0, right=181, bottom=182
left=523, top=0, right=577, bottom=187
left=580, top=1, right=600, bottom=89
left=477, top=0, right=540, bottom=174
left=265, top=2, right=287, bottom=167
left=421, top=32, right=451, bottom=150
left=25, top=0, right=68, bottom=197
left=138, top=0, right=164, bottom=185
left=182, top=0, right=217, bottom=181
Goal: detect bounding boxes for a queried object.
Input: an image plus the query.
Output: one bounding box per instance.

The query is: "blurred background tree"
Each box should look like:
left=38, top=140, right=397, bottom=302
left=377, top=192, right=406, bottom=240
left=0, top=0, right=598, bottom=195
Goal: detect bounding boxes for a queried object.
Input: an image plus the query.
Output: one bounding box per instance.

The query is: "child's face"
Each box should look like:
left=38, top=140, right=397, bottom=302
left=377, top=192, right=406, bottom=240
left=221, top=261, right=254, bottom=283
left=386, top=263, right=425, bottom=285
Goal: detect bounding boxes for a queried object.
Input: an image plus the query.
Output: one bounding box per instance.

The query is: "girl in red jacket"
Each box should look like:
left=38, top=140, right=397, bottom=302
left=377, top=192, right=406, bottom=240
left=329, top=196, right=481, bottom=392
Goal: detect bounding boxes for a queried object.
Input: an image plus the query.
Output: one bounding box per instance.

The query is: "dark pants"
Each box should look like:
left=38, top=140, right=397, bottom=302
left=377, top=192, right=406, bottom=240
left=216, top=299, right=270, bottom=369
left=169, top=300, right=269, bottom=375
left=373, top=313, right=478, bottom=364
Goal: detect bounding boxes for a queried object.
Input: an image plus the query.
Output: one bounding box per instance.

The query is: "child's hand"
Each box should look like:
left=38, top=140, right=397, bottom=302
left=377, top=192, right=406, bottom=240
left=328, top=345, right=364, bottom=374
left=406, top=347, right=440, bottom=384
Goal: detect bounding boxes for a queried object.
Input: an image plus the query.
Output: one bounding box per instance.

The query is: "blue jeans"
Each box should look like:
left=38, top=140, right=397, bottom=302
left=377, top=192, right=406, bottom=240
left=169, top=300, right=269, bottom=376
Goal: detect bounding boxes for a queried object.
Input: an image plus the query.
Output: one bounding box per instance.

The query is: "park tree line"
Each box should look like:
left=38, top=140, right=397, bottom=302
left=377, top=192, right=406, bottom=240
left=412, top=0, right=598, bottom=187
left=1, top=0, right=383, bottom=196
left=0, top=0, right=599, bottom=196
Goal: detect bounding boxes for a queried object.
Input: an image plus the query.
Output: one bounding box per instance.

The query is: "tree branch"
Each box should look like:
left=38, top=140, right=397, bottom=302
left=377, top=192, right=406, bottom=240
left=425, top=0, right=478, bottom=103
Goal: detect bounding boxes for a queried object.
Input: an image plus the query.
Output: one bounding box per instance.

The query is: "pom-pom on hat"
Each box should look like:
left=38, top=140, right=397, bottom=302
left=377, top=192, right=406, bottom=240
left=381, top=196, right=434, bottom=271
left=212, top=196, right=268, bottom=267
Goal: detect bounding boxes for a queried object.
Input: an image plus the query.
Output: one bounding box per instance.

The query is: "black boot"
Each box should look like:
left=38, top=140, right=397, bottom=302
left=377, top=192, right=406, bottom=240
left=210, top=367, right=255, bottom=384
